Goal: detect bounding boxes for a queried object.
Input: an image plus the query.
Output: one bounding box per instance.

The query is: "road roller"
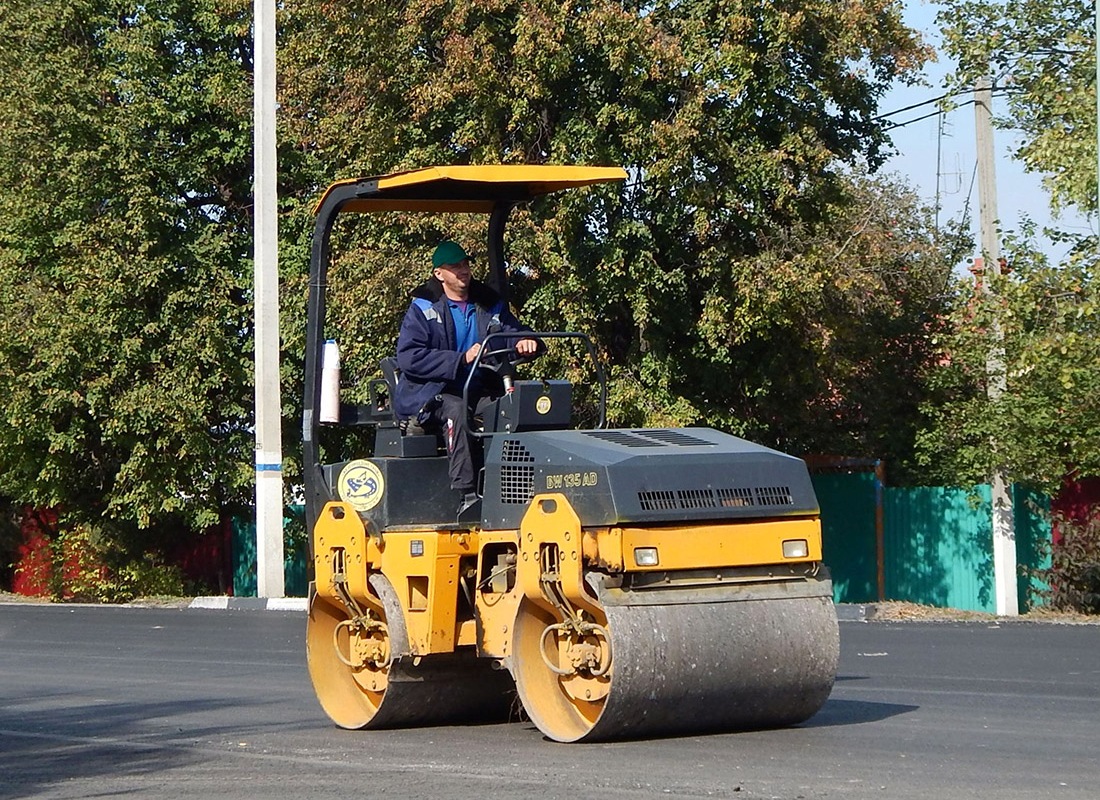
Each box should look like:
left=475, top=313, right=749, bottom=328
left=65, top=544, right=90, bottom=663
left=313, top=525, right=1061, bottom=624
left=302, top=165, right=839, bottom=742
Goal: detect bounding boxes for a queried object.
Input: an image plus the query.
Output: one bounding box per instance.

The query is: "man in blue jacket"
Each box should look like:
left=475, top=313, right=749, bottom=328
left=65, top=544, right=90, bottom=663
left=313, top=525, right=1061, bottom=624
left=395, top=241, right=540, bottom=516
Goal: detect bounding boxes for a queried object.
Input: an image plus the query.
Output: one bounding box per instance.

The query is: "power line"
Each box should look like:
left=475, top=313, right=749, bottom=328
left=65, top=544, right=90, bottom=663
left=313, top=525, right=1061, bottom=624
left=874, top=88, right=970, bottom=121
left=881, top=104, right=963, bottom=132
left=876, top=86, right=1016, bottom=125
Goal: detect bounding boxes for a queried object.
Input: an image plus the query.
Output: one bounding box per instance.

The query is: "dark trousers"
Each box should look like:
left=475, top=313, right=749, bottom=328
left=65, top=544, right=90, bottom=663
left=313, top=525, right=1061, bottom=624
left=426, top=393, right=490, bottom=492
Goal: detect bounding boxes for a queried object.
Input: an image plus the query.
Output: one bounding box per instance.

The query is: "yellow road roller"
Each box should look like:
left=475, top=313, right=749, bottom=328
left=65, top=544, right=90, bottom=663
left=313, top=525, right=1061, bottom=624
left=302, top=165, right=839, bottom=742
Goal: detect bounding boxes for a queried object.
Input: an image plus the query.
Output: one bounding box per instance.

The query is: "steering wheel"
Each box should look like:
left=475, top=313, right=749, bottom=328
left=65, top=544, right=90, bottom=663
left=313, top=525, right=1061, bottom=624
left=476, top=345, right=530, bottom=374
left=462, top=331, right=549, bottom=416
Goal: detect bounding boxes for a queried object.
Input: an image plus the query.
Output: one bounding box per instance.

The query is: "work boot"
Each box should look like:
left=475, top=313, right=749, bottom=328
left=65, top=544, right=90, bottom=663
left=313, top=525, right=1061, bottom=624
left=457, top=491, right=481, bottom=522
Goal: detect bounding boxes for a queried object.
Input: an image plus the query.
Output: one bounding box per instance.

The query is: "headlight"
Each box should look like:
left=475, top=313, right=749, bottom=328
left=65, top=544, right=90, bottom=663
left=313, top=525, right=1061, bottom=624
left=782, top=539, right=809, bottom=559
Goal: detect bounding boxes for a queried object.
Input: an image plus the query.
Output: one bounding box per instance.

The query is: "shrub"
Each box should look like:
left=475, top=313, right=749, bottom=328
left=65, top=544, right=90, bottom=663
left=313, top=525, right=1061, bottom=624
left=1033, top=510, right=1100, bottom=614
left=112, top=557, right=187, bottom=600
left=13, top=521, right=187, bottom=603
left=56, top=525, right=112, bottom=602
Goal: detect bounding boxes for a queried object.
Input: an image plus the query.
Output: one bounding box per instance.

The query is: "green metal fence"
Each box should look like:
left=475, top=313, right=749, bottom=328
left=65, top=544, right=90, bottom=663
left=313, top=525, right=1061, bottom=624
left=814, top=472, right=879, bottom=604
left=813, top=473, right=1051, bottom=611
left=1012, top=486, right=1052, bottom=609
left=232, top=507, right=309, bottom=597
left=883, top=485, right=994, bottom=611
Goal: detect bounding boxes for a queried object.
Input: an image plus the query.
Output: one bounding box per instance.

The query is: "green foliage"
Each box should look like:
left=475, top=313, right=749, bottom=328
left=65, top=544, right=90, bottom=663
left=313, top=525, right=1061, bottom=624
left=0, top=1, right=258, bottom=536
left=933, top=0, right=1100, bottom=494
left=915, top=227, right=1100, bottom=492
left=52, top=526, right=114, bottom=603
left=111, top=558, right=189, bottom=601
left=29, top=522, right=187, bottom=603
left=937, top=0, right=1096, bottom=214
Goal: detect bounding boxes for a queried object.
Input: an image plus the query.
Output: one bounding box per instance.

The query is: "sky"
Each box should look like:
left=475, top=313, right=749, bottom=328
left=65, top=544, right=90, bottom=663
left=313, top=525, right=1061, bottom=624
left=877, top=1, right=1095, bottom=262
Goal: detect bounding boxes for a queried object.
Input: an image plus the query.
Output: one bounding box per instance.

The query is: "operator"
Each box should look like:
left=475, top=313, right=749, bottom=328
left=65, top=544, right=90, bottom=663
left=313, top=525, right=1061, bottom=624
left=394, top=240, right=541, bottom=517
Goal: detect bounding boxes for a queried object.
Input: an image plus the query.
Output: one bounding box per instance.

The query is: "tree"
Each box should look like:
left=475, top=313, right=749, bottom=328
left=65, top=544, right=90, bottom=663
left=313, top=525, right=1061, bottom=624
left=0, top=0, right=257, bottom=542
left=937, top=0, right=1096, bottom=215
left=915, top=228, right=1100, bottom=494
left=928, top=0, right=1100, bottom=494
left=719, top=171, right=968, bottom=478
left=276, top=0, right=946, bottom=470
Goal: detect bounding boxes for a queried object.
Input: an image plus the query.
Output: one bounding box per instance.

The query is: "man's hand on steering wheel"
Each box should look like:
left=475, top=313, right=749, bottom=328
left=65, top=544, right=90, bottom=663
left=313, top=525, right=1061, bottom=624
left=465, top=339, right=537, bottom=366
left=514, top=338, right=538, bottom=357
left=475, top=337, right=540, bottom=374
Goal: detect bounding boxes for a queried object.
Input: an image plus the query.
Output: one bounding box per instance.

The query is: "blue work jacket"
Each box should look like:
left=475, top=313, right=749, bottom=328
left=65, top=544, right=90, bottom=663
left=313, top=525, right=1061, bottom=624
left=393, top=277, right=536, bottom=419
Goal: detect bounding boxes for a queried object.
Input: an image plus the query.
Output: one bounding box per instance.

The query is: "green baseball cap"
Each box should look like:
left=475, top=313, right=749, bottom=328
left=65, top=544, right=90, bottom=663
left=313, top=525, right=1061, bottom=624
left=432, top=241, right=472, bottom=269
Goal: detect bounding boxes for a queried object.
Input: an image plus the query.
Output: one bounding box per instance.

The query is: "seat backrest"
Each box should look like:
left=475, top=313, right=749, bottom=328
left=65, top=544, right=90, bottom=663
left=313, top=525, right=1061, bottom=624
left=380, top=356, right=400, bottom=394
left=379, top=356, right=400, bottom=421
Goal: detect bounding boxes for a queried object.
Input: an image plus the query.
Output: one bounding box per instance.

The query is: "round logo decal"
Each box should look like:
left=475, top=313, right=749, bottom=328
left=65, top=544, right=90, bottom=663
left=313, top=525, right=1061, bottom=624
left=338, top=460, right=385, bottom=512
left=535, top=395, right=552, bottom=415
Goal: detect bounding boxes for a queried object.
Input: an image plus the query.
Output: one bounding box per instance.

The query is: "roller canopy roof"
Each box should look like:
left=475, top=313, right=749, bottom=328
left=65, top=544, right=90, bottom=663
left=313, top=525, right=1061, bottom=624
left=313, top=165, right=628, bottom=214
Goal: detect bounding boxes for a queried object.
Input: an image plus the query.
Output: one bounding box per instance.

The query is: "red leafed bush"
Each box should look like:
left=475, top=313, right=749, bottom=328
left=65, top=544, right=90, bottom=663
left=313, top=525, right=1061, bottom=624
left=11, top=508, right=58, bottom=597
left=1037, top=509, right=1100, bottom=614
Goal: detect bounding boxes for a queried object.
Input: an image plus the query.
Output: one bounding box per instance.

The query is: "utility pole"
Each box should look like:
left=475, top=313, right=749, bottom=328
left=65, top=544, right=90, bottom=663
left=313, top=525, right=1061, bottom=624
left=974, top=77, right=1018, bottom=616
left=253, top=0, right=284, bottom=598
left=935, top=110, right=943, bottom=237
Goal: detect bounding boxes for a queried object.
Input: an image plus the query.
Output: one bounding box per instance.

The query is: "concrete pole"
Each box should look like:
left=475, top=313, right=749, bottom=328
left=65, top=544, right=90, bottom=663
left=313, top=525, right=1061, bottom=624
left=974, top=77, right=1018, bottom=616
left=253, top=0, right=284, bottom=598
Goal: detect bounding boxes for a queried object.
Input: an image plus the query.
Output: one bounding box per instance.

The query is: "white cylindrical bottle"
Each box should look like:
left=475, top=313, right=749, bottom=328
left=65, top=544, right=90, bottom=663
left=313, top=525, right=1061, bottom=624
left=319, top=339, right=341, bottom=423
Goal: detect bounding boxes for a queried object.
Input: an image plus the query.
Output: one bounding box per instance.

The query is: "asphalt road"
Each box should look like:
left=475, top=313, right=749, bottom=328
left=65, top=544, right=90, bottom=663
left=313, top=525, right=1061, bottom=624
left=0, top=604, right=1097, bottom=800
